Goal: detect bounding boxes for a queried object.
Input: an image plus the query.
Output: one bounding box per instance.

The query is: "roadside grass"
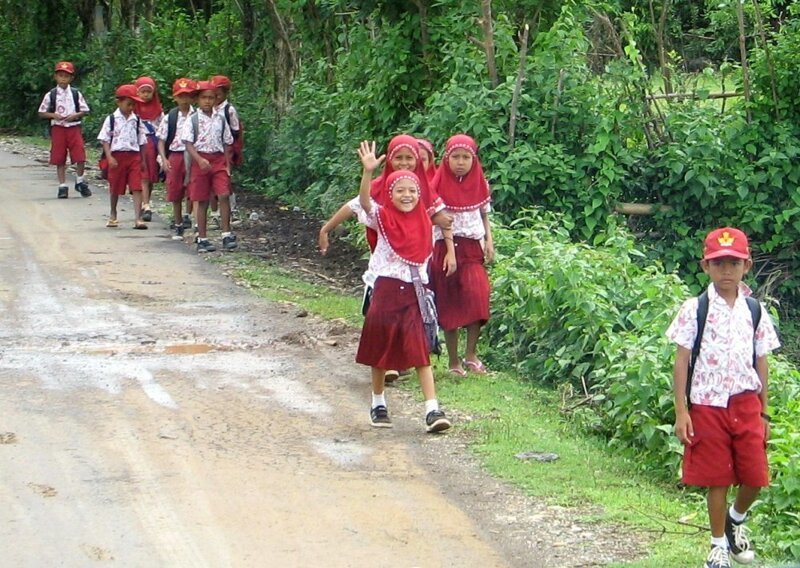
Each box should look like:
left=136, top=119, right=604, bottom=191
left=16, top=135, right=50, bottom=149
left=223, top=254, right=719, bottom=566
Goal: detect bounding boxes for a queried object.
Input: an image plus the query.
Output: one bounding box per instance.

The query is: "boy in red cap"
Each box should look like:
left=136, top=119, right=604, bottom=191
left=38, top=61, right=92, bottom=199
left=181, top=80, right=236, bottom=253
left=157, top=78, right=197, bottom=240
left=96, top=85, right=148, bottom=229
left=666, top=227, right=780, bottom=568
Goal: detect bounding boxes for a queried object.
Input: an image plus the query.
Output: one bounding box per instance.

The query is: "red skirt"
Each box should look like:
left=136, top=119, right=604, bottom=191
left=140, top=135, right=160, bottom=183
left=356, top=277, right=430, bottom=370
left=429, top=237, right=490, bottom=331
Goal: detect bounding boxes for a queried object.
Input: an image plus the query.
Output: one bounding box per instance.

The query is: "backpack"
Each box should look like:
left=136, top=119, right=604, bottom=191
left=164, top=107, right=181, bottom=157
left=98, top=113, right=141, bottom=180
left=223, top=103, right=244, bottom=166
left=686, top=290, right=762, bottom=408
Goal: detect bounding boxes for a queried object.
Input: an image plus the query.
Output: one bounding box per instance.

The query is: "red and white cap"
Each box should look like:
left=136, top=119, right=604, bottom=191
left=172, top=78, right=198, bottom=96
left=703, top=227, right=750, bottom=260
left=54, top=61, right=75, bottom=74
left=115, top=84, right=144, bottom=103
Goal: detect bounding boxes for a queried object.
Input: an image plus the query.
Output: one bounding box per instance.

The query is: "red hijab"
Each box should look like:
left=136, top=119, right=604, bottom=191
left=432, top=134, right=491, bottom=211
left=376, top=171, right=433, bottom=266
left=134, top=76, right=163, bottom=121
left=417, top=138, right=437, bottom=185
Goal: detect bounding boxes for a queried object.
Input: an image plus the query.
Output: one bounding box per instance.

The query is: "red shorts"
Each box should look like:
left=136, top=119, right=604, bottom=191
left=188, top=152, right=230, bottom=202
left=682, top=392, right=768, bottom=487
left=164, top=152, right=188, bottom=202
left=140, top=135, right=160, bottom=183
left=49, top=125, right=86, bottom=166
left=107, top=151, right=143, bottom=196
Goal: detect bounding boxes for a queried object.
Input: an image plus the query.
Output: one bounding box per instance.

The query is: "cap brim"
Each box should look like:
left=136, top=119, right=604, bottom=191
left=703, top=249, right=750, bottom=260
left=173, top=89, right=196, bottom=96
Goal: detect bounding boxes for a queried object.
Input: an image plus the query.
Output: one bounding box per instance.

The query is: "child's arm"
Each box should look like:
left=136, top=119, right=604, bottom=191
left=319, top=204, right=356, bottom=255
left=756, top=355, right=770, bottom=439
left=481, top=208, right=494, bottom=263
left=672, top=345, right=693, bottom=445
left=157, top=138, right=170, bottom=172
left=357, top=140, right=384, bottom=214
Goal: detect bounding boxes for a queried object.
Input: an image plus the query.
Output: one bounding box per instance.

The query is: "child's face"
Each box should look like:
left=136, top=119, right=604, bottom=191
left=215, top=87, right=228, bottom=104
left=448, top=148, right=474, bottom=177
left=390, top=147, right=417, bottom=172
left=198, top=90, right=217, bottom=112
left=390, top=178, right=420, bottom=213
left=701, top=256, right=752, bottom=295
left=419, top=149, right=431, bottom=170
left=54, top=71, right=73, bottom=87
left=173, top=94, right=194, bottom=107
left=116, top=97, right=135, bottom=114
left=137, top=86, right=154, bottom=102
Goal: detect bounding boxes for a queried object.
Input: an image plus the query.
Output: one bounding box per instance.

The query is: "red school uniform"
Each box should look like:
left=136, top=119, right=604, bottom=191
left=134, top=77, right=165, bottom=184
left=429, top=134, right=491, bottom=331
left=180, top=108, right=234, bottom=202
left=39, top=82, right=91, bottom=166
left=97, top=109, right=147, bottom=195
left=156, top=106, right=194, bottom=202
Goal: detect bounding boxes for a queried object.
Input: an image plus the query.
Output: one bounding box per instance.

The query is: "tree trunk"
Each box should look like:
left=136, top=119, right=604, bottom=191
left=736, top=0, right=752, bottom=123
left=650, top=0, right=672, bottom=94
left=508, top=23, right=529, bottom=148
left=265, top=0, right=297, bottom=116
left=480, top=0, right=498, bottom=89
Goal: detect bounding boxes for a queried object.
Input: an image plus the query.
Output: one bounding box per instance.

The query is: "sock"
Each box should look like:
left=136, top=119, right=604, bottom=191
left=425, top=399, right=439, bottom=414
left=729, top=505, right=747, bottom=523
left=59, top=183, right=68, bottom=188
left=711, top=536, right=728, bottom=548
left=221, top=231, right=232, bottom=238
left=76, top=175, right=85, bottom=183
left=371, top=393, right=386, bottom=409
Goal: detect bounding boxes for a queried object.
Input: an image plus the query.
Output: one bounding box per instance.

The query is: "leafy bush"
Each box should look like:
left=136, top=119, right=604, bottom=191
left=486, top=209, right=800, bottom=560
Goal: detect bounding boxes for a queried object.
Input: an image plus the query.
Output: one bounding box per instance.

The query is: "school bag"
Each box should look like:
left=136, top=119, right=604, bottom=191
left=163, top=107, right=181, bottom=157
left=97, top=113, right=141, bottom=180
left=410, top=266, right=442, bottom=355
left=686, top=290, right=762, bottom=408
left=223, top=104, right=244, bottom=167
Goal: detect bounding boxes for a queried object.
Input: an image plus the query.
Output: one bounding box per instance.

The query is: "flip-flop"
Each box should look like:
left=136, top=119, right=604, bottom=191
left=133, top=222, right=149, bottom=230
left=463, top=359, right=489, bottom=374
left=448, top=367, right=467, bottom=377
left=105, top=219, right=119, bottom=228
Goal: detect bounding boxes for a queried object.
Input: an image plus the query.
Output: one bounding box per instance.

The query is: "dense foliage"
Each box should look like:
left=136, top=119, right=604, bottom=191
left=486, top=210, right=800, bottom=559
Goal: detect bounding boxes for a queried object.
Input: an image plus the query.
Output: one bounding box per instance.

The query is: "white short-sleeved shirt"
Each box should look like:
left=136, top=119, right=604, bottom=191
left=155, top=108, right=194, bottom=153
left=433, top=204, right=490, bottom=241
left=180, top=109, right=233, bottom=154
left=38, top=86, right=90, bottom=127
left=353, top=199, right=430, bottom=286
left=215, top=100, right=240, bottom=132
left=666, top=283, right=780, bottom=408
left=96, top=109, right=147, bottom=152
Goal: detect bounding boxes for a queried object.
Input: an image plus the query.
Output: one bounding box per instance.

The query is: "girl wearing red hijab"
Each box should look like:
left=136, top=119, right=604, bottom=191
left=353, top=141, right=451, bottom=433
left=430, top=134, right=494, bottom=376
left=417, top=138, right=437, bottom=185
left=134, top=76, right=164, bottom=222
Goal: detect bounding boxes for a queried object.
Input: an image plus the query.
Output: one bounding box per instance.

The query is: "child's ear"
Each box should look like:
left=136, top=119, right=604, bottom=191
left=744, top=258, right=754, bottom=273
left=700, top=259, right=710, bottom=274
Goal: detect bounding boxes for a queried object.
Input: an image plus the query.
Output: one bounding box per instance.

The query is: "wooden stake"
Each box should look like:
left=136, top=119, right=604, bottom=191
left=508, top=23, right=530, bottom=148
left=736, top=0, right=752, bottom=123
left=480, top=0, right=499, bottom=89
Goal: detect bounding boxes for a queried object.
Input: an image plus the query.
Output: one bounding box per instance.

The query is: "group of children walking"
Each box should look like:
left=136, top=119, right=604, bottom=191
left=40, top=60, right=783, bottom=568
left=39, top=61, right=242, bottom=253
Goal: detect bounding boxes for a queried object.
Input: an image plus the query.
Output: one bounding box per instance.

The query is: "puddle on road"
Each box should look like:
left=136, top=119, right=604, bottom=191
left=82, top=342, right=221, bottom=355
left=163, top=343, right=215, bottom=354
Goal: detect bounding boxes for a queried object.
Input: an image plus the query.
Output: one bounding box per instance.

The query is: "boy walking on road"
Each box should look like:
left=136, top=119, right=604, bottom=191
left=667, top=227, right=780, bottom=568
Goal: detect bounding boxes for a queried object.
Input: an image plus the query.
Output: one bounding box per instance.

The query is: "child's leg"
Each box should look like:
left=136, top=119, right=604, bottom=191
left=371, top=367, right=386, bottom=397
left=172, top=200, right=183, bottom=226
left=418, top=365, right=451, bottom=432
left=417, top=365, right=437, bottom=401
left=142, top=180, right=151, bottom=209
left=444, top=329, right=460, bottom=370
left=196, top=200, right=209, bottom=238
left=109, top=193, right=119, bottom=220
left=76, top=161, right=85, bottom=177
left=56, top=164, right=67, bottom=185
left=218, top=195, right=232, bottom=232
left=464, top=323, right=482, bottom=363
left=707, top=486, right=729, bottom=538
left=132, top=191, right=144, bottom=222
left=732, top=485, right=760, bottom=517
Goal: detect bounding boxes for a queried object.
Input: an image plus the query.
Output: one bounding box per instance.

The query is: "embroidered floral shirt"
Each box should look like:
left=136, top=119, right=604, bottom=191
left=156, top=108, right=194, bottom=153
left=180, top=109, right=233, bottom=154
left=38, top=86, right=90, bottom=128
left=96, top=109, right=146, bottom=152
left=433, top=204, right=490, bottom=241
left=215, top=101, right=240, bottom=132
left=352, top=200, right=430, bottom=286
left=666, top=283, right=780, bottom=408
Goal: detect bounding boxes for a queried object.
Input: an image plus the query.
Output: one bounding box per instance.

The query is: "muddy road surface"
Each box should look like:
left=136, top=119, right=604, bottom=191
left=0, top=144, right=645, bottom=567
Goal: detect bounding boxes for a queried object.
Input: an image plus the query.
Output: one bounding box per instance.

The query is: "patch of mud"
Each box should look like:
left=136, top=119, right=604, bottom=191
left=28, top=483, right=58, bottom=498
left=0, top=431, right=17, bottom=444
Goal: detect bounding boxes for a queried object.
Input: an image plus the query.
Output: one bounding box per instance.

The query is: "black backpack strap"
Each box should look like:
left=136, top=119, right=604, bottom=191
left=687, top=291, right=710, bottom=408
left=47, top=88, right=58, bottom=113
left=223, top=103, right=239, bottom=140
left=72, top=88, right=80, bottom=115
left=745, top=296, right=762, bottom=368
left=165, top=107, right=180, bottom=155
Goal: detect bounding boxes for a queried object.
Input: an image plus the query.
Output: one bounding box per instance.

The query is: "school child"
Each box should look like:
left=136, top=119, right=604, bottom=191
left=353, top=140, right=451, bottom=433
left=37, top=61, right=92, bottom=199
left=181, top=80, right=237, bottom=253
left=429, top=134, right=493, bottom=376
left=417, top=138, right=437, bottom=185
left=211, top=74, right=242, bottom=216
left=666, top=227, right=780, bottom=568
left=134, top=77, right=164, bottom=222
left=157, top=78, right=196, bottom=240
left=97, top=84, right=148, bottom=229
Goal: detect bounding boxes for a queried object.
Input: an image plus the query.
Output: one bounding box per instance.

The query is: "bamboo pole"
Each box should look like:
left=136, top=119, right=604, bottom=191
left=751, top=0, right=779, bottom=119
left=736, top=0, right=752, bottom=123
left=508, top=23, right=530, bottom=149
left=615, top=203, right=673, bottom=215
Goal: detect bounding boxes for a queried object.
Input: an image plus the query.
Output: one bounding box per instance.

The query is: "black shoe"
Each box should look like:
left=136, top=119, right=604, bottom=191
left=425, top=409, right=451, bottom=433
left=75, top=180, right=91, bottom=197
left=725, top=513, right=755, bottom=564
left=369, top=405, right=392, bottom=428
left=705, top=545, right=732, bottom=568
left=172, top=224, right=185, bottom=241
left=222, top=234, right=238, bottom=251
left=197, top=239, right=216, bottom=253
left=142, top=209, right=153, bottom=222
left=57, top=185, right=68, bottom=199
left=182, top=214, right=192, bottom=229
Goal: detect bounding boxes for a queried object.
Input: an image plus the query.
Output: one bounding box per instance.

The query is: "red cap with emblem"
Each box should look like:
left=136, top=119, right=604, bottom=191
left=54, top=61, right=75, bottom=74
left=172, top=78, right=198, bottom=96
left=115, top=84, right=144, bottom=103
left=703, top=227, right=750, bottom=260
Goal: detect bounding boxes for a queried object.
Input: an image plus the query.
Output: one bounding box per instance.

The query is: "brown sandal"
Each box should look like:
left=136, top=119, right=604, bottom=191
left=133, top=222, right=148, bottom=230
left=105, top=219, right=119, bottom=228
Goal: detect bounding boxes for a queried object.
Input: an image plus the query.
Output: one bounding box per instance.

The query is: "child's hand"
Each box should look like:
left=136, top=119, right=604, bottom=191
left=675, top=411, right=694, bottom=445
left=484, top=236, right=495, bottom=263
left=199, top=157, right=211, bottom=172
left=763, top=418, right=771, bottom=442
left=358, top=140, right=385, bottom=173
left=319, top=229, right=330, bottom=256
left=432, top=210, right=453, bottom=230
left=443, top=250, right=457, bottom=276
left=109, top=156, right=119, bottom=169
left=161, top=158, right=172, bottom=172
